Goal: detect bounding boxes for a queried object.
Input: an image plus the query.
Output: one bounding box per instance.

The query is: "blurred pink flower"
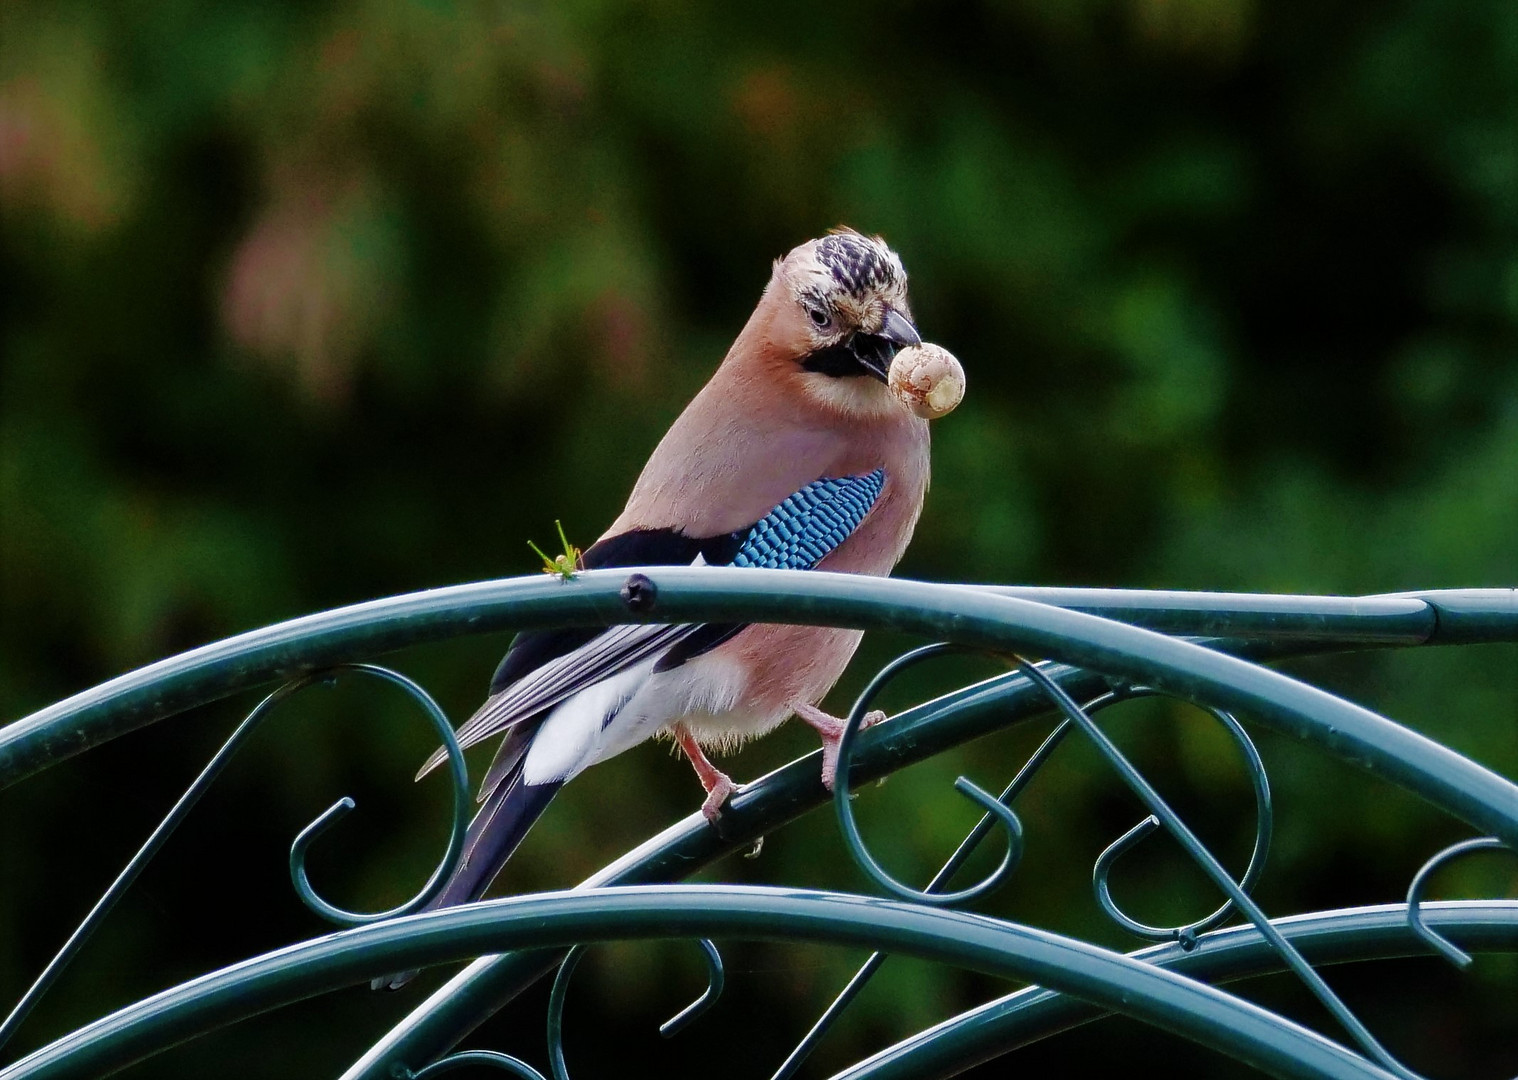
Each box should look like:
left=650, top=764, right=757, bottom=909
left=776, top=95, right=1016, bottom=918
left=221, top=167, right=398, bottom=403
left=0, top=73, right=132, bottom=231
left=588, top=288, right=651, bottom=389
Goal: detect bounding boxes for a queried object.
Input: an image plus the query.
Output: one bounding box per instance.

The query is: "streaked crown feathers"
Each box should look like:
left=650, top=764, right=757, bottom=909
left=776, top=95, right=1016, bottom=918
left=776, top=228, right=910, bottom=340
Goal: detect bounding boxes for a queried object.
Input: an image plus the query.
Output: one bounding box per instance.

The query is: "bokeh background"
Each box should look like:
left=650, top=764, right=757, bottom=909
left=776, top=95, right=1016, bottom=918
left=2, top=1, right=1515, bottom=1076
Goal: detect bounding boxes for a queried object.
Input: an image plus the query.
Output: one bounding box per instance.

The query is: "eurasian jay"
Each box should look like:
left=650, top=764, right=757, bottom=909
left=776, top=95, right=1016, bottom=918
left=389, top=231, right=942, bottom=983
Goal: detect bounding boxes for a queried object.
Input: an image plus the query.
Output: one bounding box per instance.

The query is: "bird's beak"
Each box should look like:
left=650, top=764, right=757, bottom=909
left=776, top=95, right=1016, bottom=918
left=879, top=306, right=921, bottom=347
left=848, top=334, right=894, bottom=383
left=846, top=307, right=921, bottom=383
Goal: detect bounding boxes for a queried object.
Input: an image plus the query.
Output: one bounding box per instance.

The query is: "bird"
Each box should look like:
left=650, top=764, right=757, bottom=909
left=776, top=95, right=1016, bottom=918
left=380, top=229, right=935, bottom=987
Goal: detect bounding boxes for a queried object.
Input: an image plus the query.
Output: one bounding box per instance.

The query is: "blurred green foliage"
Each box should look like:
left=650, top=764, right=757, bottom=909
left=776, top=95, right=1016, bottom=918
left=1, top=0, right=1514, bottom=1076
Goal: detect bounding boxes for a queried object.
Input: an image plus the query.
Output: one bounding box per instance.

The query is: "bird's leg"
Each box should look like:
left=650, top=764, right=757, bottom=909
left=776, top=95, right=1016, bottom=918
left=791, top=702, right=887, bottom=791
left=673, top=724, right=737, bottom=823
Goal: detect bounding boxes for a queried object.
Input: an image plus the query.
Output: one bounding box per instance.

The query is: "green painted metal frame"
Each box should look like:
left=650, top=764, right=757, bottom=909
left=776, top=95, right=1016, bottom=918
left=8, top=575, right=1511, bottom=791
left=0, top=886, right=1476, bottom=1080
left=0, top=573, right=1514, bottom=1080
left=836, top=900, right=1518, bottom=1080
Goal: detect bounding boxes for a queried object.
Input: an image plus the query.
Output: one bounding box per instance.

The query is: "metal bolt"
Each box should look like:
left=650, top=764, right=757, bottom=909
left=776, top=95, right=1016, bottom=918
left=621, top=573, right=657, bottom=612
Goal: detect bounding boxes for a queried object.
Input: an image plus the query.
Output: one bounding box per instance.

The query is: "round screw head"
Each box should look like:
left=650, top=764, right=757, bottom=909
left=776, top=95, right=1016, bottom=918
left=621, top=573, right=658, bottom=612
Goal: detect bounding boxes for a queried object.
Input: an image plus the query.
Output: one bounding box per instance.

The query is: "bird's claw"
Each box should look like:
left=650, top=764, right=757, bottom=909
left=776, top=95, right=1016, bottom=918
left=700, top=774, right=738, bottom=823
left=793, top=704, right=887, bottom=791
left=674, top=723, right=739, bottom=823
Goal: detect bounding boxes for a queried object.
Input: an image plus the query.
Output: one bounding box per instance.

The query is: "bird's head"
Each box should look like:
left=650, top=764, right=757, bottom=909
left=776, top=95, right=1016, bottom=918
left=776, top=228, right=920, bottom=379
left=744, top=229, right=923, bottom=417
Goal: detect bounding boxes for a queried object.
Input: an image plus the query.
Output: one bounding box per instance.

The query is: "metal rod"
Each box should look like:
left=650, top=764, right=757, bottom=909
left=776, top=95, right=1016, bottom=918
left=0, top=666, right=470, bottom=1054
left=770, top=675, right=1077, bottom=1080
left=1, top=885, right=1408, bottom=1080
left=1014, top=658, right=1421, bottom=1080
left=12, top=573, right=1501, bottom=791
left=832, top=900, right=1518, bottom=1080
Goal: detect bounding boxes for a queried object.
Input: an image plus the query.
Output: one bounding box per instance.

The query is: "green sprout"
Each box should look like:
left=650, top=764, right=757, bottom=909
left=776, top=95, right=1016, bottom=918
left=528, top=520, right=582, bottom=581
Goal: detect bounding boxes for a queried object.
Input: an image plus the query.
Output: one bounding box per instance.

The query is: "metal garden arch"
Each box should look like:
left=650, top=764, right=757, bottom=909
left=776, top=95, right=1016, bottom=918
left=1, top=570, right=1514, bottom=1079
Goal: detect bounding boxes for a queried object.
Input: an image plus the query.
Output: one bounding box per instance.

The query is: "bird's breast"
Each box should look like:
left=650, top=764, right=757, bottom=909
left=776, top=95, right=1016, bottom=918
left=679, top=624, right=868, bottom=748
left=607, top=366, right=931, bottom=543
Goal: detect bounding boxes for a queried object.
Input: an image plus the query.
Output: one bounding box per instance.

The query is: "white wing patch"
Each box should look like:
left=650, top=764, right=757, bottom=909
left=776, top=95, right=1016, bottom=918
left=521, top=659, right=656, bottom=785
left=415, top=622, right=697, bottom=780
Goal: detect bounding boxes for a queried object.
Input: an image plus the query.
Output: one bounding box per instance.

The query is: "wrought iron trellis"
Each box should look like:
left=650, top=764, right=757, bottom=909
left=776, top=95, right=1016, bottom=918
left=0, top=570, right=1514, bottom=1080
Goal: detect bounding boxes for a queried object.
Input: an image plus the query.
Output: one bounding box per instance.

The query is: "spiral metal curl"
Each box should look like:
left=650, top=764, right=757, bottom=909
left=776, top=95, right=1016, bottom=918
left=1013, top=655, right=1423, bottom=1080
left=0, top=662, right=471, bottom=1054
left=286, top=663, right=472, bottom=926
left=1406, top=836, right=1512, bottom=969
left=1087, top=693, right=1273, bottom=949
left=770, top=667, right=1269, bottom=1080
left=547, top=939, right=726, bottom=1080
left=832, top=644, right=1026, bottom=906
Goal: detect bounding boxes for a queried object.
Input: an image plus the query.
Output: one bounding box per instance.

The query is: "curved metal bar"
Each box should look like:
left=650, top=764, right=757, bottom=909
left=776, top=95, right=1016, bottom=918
left=0, top=678, right=300, bottom=1055
left=0, top=663, right=469, bottom=1053
left=772, top=684, right=1079, bottom=1080
left=338, top=598, right=1518, bottom=1080
left=833, top=900, right=1518, bottom=1080
left=832, top=644, right=1025, bottom=905
left=0, top=583, right=1505, bottom=1075
left=344, top=661, right=1110, bottom=1080
left=658, top=938, right=726, bottom=1039
left=404, top=1051, right=549, bottom=1079
left=336, top=661, right=1119, bottom=1078
left=5, top=571, right=1513, bottom=854
left=1405, top=837, right=1513, bottom=969
left=545, top=937, right=725, bottom=1080
left=545, top=947, right=584, bottom=1080
left=1091, top=700, right=1272, bottom=945
left=286, top=665, right=471, bottom=926
left=775, top=683, right=1269, bottom=1080
left=1013, top=657, right=1420, bottom=1080
left=5, top=573, right=1502, bottom=793
left=1, top=885, right=1403, bottom=1080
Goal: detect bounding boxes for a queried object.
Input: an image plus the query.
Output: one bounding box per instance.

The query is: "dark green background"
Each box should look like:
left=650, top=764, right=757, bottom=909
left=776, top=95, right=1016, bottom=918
left=1, top=1, right=1514, bottom=1076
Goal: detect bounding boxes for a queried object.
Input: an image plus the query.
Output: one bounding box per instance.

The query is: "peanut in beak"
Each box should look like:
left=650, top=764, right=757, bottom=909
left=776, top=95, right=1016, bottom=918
left=888, top=342, right=965, bottom=419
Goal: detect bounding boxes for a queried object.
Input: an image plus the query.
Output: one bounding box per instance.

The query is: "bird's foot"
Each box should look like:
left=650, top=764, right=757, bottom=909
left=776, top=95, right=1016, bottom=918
left=700, top=773, right=738, bottom=824
left=792, top=702, right=887, bottom=791
left=675, top=724, right=738, bottom=823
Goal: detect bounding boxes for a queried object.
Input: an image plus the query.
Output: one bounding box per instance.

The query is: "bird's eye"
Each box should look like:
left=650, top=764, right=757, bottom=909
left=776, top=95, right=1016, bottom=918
left=807, top=305, right=830, bottom=328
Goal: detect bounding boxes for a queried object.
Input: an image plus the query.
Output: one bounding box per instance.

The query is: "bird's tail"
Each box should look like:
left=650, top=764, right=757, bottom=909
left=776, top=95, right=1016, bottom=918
left=373, top=761, right=561, bottom=991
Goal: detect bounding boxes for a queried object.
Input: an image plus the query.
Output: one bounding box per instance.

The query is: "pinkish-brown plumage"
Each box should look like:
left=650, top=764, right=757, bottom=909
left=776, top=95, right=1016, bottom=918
left=605, top=244, right=931, bottom=751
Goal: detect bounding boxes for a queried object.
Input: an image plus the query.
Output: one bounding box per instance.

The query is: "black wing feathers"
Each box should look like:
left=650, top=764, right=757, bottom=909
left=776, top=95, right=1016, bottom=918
left=489, top=527, right=726, bottom=693
left=422, top=475, right=886, bottom=790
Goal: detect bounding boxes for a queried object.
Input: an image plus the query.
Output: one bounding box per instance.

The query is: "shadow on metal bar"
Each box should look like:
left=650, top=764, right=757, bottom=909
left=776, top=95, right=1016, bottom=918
left=1, top=885, right=1420, bottom=1080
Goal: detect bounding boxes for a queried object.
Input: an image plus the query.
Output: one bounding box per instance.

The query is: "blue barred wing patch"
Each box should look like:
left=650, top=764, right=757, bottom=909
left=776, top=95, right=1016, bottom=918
left=730, top=469, right=886, bottom=570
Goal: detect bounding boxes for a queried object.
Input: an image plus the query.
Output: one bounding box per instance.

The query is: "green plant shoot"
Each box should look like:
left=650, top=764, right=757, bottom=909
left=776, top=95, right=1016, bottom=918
left=528, top=520, right=582, bottom=580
